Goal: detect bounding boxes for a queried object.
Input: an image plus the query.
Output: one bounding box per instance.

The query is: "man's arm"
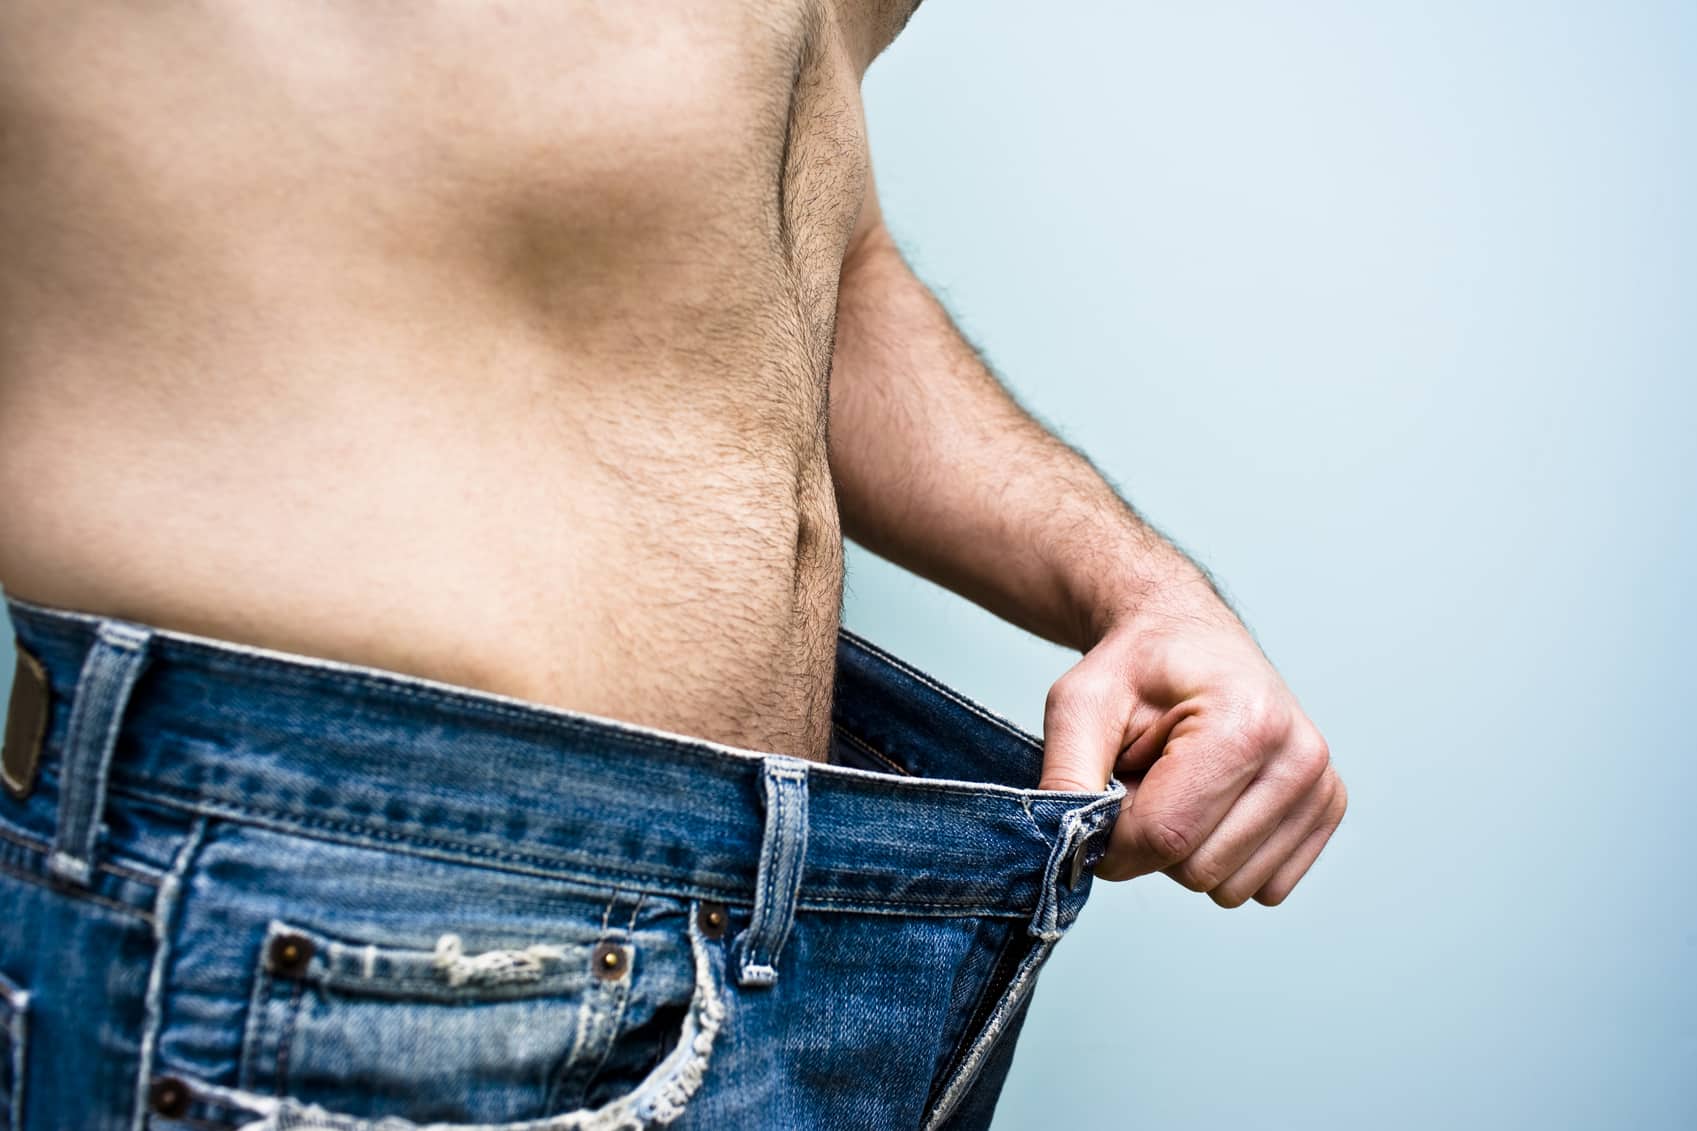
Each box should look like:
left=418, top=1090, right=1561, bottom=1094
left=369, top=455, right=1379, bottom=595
left=831, top=175, right=1214, bottom=655
left=829, top=175, right=1347, bottom=906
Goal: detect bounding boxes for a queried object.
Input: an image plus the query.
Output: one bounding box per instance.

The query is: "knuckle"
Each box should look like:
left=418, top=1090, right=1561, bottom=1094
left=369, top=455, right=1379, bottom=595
left=1330, top=777, right=1350, bottom=823
left=1315, top=774, right=1339, bottom=816
left=1219, top=731, right=1265, bottom=776
left=1237, top=691, right=1292, bottom=749
left=1142, top=815, right=1199, bottom=866
left=1174, top=855, right=1228, bottom=893
left=1255, top=884, right=1290, bottom=907
left=1210, top=885, right=1251, bottom=910
left=1046, top=668, right=1108, bottom=715
left=1290, top=728, right=1331, bottom=786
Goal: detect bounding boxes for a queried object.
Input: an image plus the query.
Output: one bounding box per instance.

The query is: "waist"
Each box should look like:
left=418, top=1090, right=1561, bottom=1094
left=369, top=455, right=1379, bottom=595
left=3, top=592, right=1124, bottom=921
left=0, top=356, right=845, bottom=756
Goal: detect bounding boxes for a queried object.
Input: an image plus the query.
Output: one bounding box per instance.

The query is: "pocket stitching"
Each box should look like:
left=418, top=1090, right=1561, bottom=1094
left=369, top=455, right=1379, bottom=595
left=258, top=918, right=601, bottom=1003
left=544, top=892, right=640, bottom=1114
left=272, top=974, right=306, bottom=1099
left=230, top=898, right=729, bottom=1130
left=0, top=971, right=28, bottom=1131
left=238, top=941, right=280, bottom=1095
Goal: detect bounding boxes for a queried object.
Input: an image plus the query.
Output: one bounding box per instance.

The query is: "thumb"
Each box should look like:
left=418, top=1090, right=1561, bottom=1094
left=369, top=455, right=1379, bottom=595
left=1039, top=656, right=1131, bottom=792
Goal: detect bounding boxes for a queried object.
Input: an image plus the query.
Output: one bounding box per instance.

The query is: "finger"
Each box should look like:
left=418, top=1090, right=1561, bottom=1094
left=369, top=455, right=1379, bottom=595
left=1207, top=767, right=1337, bottom=907
left=1254, top=774, right=1348, bottom=906
left=1094, top=718, right=1263, bottom=881
left=1039, top=654, right=1135, bottom=793
left=1163, top=733, right=1329, bottom=897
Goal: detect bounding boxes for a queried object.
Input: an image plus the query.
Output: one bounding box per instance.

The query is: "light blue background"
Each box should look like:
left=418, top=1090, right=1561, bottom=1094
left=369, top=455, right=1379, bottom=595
left=847, top=2, right=1696, bottom=1128
left=3, top=2, right=1692, bottom=1128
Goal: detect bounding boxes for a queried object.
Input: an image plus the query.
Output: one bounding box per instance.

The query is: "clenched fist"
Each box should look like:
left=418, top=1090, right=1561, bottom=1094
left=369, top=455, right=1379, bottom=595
left=1040, top=602, right=1346, bottom=907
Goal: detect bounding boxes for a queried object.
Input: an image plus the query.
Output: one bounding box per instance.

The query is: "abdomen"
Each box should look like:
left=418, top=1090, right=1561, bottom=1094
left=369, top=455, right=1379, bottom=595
left=0, top=0, right=865, bottom=760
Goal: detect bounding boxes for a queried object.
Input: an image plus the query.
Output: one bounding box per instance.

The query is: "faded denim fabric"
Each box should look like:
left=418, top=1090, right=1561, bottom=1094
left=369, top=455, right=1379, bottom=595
left=0, top=593, right=1122, bottom=1131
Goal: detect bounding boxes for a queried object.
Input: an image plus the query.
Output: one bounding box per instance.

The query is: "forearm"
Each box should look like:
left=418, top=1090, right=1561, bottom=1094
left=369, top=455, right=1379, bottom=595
left=828, top=223, right=1228, bottom=652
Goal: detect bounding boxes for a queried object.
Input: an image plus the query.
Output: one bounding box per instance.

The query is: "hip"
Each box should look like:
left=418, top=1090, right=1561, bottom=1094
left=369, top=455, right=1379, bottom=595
left=0, top=593, right=1121, bottom=1131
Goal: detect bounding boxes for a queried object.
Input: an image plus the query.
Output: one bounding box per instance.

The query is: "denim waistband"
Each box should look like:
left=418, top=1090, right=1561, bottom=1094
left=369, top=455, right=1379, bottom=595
left=3, top=593, right=1123, bottom=937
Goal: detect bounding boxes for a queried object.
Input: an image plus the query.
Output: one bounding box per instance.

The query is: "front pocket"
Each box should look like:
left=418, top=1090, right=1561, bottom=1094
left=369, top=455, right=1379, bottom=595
left=237, top=894, right=728, bottom=1130
left=0, top=970, right=27, bottom=1131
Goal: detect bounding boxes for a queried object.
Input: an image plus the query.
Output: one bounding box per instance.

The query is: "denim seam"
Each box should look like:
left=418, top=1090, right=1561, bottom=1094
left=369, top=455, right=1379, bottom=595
left=550, top=893, right=642, bottom=1114
left=1012, top=794, right=1045, bottom=841
left=549, top=979, right=598, bottom=1115
left=59, top=813, right=1020, bottom=922
left=86, top=629, right=785, bottom=767
left=175, top=900, right=732, bottom=1130
left=555, top=972, right=628, bottom=1115
left=1031, top=800, right=1122, bottom=941
left=789, top=896, right=1028, bottom=915
left=596, top=891, right=620, bottom=935
left=0, top=856, right=155, bottom=925
left=0, top=815, right=163, bottom=885
left=115, top=765, right=1089, bottom=866
left=928, top=921, right=1022, bottom=1115
left=0, top=970, right=26, bottom=1131
left=274, top=977, right=305, bottom=1097
left=110, top=784, right=1039, bottom=916
left=109, top=783, right=743, bottom=899
left=130, top=816, right=207, bottom=1131
left=827, top=723, right=911, bottom=776
left=920, top=938, right=1055, bottom=1131
left=836, top=630, right=1044, bottom=752
left=556, top=893, right=643, bottom=1110
left=110, top=735, right=1090, bottom=804
left=10, top=601, right=1100, bottom=805
left=10, top=599, right=768, bottom=769
left=1031, top=812, right=1086, bottom=942
left=0, top=972, right=24, bottom=1011
left=238, top=929, right=279, bottom=1095
left=8, top=597, right=1045, bottom=772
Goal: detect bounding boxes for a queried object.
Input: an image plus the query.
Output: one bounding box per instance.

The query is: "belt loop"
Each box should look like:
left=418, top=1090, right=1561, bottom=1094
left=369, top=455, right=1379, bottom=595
left=734, top=755, right=809, bottom=988
left=48, top=620, right=154, bottom=887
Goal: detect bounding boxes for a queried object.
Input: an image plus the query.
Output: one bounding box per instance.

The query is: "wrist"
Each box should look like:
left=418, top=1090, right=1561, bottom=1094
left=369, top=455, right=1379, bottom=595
left=1065, top=534, right=1237, bottom=651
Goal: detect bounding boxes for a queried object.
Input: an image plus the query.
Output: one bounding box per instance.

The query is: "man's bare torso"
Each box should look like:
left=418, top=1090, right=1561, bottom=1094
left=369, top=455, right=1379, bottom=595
left=0, top=1, right=917, bottom=762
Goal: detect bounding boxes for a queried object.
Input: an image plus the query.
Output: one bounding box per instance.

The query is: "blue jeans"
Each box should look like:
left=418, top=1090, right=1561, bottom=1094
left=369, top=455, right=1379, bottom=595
left=0, top=593, right=1122, bottom=1131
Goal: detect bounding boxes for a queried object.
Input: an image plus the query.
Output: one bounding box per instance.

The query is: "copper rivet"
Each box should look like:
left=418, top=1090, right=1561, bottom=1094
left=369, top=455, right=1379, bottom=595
left=268, top=932, right=314, bottom=975
left=150, top=1075, right=190, bottom=1118
left=699, top=901, right=728, bottom=939
left=592, top=941, right=626, bottom=980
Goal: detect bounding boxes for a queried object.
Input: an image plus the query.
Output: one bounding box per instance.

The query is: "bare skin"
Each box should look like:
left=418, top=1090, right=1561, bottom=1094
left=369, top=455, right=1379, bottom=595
left=0, top=1, right=1343, bottom=904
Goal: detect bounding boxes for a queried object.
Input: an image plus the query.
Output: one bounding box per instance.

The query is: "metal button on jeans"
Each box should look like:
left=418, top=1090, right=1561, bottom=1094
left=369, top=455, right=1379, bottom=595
left=1068, top=838, right=1091, bottom=889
